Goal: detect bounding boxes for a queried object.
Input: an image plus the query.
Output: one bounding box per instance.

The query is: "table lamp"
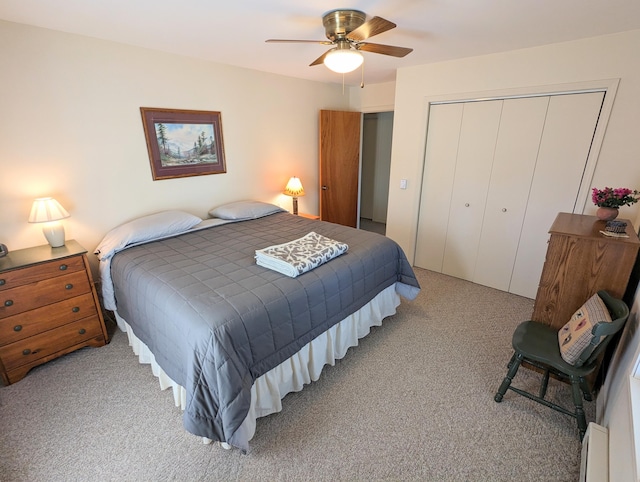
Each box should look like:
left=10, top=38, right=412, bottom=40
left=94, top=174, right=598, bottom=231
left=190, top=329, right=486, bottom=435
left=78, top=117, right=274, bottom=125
left=283, top=177, right=305, bottom=215
left=28, top=197, right=70, bottom=247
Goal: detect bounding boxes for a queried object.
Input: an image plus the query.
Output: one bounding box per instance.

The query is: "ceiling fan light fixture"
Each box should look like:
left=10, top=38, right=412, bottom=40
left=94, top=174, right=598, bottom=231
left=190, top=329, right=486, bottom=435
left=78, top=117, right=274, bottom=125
left=324, top=48, right=363, bottom=73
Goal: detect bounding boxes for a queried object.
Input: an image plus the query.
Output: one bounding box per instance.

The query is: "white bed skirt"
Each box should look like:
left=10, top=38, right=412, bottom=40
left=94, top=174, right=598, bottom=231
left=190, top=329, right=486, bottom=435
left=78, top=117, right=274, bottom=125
left=114, top=282, right=401, bottom=447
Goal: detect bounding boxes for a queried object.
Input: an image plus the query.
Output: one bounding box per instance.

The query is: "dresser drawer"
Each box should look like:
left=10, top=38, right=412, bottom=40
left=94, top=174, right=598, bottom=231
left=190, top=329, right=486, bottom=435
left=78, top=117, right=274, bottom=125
left=0, top=293, right=98, bottom=346
left=0, top=271, right=91, bottom=318
left=0, top=316, right=104, bottom=371
left=0, top=256, right=85, bottom=291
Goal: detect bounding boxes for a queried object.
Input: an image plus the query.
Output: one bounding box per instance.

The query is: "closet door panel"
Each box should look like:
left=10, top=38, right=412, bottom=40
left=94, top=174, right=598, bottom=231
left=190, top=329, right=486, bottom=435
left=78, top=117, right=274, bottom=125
left=474, top=96, right=549, bottom=290
left=442, top=100, right=502, bottom=281
left=415, top=103, right=463, bottom=271
left=510, top=91, right=606, bottom=298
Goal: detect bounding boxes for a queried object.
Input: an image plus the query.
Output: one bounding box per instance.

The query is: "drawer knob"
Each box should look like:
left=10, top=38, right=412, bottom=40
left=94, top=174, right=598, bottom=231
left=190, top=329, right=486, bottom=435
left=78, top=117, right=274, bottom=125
left=13, top=325, right=22, bottom=332
left=65, top=283, right=73, bottom=290
left=59, top=264, right=68, bottom=271
left=0, top=279, right=5, bottom=286
left=79, top=328, right=86, bottom=335
left=4, top=299, right=13, bottom=307
left=72, top=307, right=80, bottom=313
left=22, top=349, right=31, bottom=356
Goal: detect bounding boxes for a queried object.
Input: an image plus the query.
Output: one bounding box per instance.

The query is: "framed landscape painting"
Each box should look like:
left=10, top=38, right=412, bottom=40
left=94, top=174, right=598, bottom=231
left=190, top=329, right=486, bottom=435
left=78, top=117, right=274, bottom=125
left=140, top=107, right=227, bottom=180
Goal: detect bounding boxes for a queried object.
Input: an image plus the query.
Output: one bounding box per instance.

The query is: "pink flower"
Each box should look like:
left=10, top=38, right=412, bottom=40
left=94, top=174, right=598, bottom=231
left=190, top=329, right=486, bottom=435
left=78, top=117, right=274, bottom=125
left=592, top=187, right=640, bottom=208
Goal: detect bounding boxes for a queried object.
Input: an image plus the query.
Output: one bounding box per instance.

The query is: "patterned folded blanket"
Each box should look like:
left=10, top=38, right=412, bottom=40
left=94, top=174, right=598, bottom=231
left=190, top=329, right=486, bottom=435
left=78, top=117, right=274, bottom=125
left=255, top=231, right=349, bottom=277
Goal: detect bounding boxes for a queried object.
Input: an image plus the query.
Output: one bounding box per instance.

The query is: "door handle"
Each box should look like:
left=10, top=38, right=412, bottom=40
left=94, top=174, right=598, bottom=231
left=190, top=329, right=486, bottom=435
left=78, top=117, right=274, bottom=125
left=322, top=186, right=328, bottom=190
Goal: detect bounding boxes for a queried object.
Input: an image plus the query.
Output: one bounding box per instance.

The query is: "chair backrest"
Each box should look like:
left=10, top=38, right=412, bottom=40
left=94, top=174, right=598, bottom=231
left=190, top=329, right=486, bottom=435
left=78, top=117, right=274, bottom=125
left=574, top=290, right=630, bottom=368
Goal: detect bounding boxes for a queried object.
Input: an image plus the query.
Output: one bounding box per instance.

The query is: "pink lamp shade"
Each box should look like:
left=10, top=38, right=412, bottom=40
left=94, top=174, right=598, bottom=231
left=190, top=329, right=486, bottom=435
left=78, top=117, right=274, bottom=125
left=28, top=197, right=70, bottom=247
left=283, top=177, right=305, bottom=215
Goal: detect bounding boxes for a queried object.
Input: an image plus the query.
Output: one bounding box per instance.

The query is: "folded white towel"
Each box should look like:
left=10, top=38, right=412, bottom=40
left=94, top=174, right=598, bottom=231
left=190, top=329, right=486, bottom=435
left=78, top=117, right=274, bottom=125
left=255, top=231, right=348, bottom=277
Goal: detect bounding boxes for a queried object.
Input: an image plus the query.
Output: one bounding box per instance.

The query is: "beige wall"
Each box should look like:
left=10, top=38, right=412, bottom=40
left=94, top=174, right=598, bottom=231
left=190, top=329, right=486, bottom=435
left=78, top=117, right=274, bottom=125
left=0, top=20, right=349, bottom=269
left=349, top=81, right=396, bottom=113
left=386, top=29, right=640, bottom=262
left=598, top=282, right=640, bottom=481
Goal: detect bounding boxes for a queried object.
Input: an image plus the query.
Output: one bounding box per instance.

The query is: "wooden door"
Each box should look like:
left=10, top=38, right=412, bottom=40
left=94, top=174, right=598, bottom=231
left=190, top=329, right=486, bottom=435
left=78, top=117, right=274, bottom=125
left=319, top=110, right=361, bottom=227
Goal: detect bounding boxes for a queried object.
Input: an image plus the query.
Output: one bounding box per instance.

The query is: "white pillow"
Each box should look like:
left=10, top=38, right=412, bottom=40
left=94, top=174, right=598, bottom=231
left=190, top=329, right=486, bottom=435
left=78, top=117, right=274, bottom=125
left=208, top=200, right=285, bottom=220
left=94, top=210, right=202, bottom=261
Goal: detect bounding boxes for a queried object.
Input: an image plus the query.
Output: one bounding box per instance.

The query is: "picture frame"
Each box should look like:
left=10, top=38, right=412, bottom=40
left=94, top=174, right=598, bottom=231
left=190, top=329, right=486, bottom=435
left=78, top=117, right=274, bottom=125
left=140, top=107, right=227, bottom=180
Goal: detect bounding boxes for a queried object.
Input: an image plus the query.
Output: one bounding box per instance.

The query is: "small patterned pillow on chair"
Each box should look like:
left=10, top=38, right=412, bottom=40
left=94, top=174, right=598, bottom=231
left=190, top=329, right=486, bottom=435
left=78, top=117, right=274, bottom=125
left=558, top=293, right=612, bottom=365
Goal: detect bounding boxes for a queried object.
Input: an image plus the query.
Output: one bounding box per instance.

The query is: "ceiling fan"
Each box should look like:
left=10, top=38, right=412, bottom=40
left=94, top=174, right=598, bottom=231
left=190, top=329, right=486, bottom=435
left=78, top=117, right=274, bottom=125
left=266, top=9, right=413, bottom=74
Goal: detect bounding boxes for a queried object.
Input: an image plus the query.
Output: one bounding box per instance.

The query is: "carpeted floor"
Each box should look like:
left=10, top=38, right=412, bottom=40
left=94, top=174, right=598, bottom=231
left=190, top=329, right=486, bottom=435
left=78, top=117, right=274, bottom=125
left=360, top=218, right=386, bottom=236
left=0, top=268, right=591, bottom=481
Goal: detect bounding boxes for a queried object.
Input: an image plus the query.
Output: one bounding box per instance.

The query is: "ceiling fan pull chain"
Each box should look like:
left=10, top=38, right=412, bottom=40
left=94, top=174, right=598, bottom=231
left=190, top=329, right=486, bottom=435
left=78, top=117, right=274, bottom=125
left=361, top=63, right=365, bottom=88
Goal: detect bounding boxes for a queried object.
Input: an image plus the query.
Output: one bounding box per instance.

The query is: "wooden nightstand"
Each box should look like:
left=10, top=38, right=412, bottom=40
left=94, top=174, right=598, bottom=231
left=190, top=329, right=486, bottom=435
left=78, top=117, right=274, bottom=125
left=0, top=240, right=108, bottom=385
left=298, top=213, right=320, bottom=220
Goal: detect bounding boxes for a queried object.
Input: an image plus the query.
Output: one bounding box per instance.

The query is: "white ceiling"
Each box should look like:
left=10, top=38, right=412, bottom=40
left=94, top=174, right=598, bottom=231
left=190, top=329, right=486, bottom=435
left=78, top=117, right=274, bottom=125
left=1, top=0, right=639, bottom=86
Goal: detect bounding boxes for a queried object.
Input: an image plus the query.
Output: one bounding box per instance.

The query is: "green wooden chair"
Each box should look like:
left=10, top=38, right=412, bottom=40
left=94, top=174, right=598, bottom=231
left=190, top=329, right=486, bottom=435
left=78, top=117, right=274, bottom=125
left=494, top=290, right=629, bottom=439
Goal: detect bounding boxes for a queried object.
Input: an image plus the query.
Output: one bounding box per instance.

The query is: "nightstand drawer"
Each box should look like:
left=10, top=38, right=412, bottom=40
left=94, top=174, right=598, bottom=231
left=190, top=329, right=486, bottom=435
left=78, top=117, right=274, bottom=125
left=0, top=293, right=98, bottom=345
left=0, top=316, right=104, bottom=371
left=0, top=271, right=91, bottom=318
left=0, top=256, right=85, bottom=291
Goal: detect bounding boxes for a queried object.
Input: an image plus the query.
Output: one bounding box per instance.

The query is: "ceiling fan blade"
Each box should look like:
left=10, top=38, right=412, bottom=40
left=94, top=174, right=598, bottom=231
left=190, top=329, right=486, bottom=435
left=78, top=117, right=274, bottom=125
left=357, top=42, right=413, bottom=57
left=347, top=16, right=396, bottom=41
left=309, top=51, right=330, bottom=67
left=266, top=39, right=333, bottom=45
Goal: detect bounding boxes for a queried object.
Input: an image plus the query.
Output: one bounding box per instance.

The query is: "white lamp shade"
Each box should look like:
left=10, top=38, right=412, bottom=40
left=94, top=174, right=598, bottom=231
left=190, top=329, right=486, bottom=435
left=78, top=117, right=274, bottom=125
left=28, top=197, right=70, bottom=248
left=324, top=49, right=364, bottom=73
left=283, top=177, right=305, bottom=197
left=28, top=197, right=70, bottom=223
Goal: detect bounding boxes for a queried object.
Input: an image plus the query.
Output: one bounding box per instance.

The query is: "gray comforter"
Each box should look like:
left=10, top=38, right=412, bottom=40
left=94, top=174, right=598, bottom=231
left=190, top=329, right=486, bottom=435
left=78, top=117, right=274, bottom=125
left=110, top=212, right=420, bottom=450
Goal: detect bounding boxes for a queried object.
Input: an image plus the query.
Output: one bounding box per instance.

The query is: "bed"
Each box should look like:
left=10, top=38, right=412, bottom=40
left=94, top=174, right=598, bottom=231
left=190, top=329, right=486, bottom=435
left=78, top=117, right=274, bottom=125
left=96, top=201, right=420, bottom=452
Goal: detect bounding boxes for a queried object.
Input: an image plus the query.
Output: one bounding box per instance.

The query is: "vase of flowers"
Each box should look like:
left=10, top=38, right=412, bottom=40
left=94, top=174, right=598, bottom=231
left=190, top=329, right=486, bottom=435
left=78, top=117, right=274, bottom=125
left=592, top=187, right=640, bottom=221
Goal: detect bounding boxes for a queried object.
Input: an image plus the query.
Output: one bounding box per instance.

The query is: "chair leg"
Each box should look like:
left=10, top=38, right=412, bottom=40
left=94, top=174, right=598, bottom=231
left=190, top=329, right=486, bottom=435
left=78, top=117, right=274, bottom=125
left=495, top=353, right=523, bottom=402
left=579, top=378, right=593, bottom=402
left=539, top=369, right=550, bottom=399
left=570, top=376, right=588, bottom=439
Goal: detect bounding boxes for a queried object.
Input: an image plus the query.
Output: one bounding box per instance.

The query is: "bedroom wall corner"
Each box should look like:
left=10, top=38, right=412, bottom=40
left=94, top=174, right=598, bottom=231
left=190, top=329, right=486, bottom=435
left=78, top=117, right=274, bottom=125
left=348, top=81, right=396, bottom=113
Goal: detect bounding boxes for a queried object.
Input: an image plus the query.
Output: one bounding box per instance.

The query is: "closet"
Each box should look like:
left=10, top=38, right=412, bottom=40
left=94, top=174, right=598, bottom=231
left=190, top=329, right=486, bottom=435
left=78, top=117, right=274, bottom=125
left=415, top=91, right=605, bottom=299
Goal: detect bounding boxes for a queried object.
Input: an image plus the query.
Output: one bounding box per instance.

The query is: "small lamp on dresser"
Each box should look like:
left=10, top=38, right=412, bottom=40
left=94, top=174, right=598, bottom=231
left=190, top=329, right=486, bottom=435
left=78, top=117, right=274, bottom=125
left=283, top=177, right=305, bottom=215
left=28, top=197, right=70, bottom=248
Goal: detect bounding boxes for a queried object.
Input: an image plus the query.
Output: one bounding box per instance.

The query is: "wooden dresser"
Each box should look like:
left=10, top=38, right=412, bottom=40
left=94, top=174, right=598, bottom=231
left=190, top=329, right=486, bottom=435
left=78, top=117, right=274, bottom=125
left=532, top=212, right=640, bottom=329
left=0, top=240, right=108, bottom=385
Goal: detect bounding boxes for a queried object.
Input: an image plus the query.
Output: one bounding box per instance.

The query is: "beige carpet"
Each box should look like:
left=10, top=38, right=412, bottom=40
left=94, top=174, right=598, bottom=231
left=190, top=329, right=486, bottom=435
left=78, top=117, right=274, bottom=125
left=0, top=268, right=590, bottom=481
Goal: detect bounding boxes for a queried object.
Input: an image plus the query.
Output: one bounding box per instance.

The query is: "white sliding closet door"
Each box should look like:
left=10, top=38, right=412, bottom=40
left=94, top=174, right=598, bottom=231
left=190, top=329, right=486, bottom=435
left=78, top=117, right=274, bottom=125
left=414, top=103, right=463, bottom=271
left=416, top=90, right=606, bottom=298
left=442, top=100, right=502, bottom=280
left=509, top=91, right=605, bottom=297
left=474, top=96, right=549, bottom=291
